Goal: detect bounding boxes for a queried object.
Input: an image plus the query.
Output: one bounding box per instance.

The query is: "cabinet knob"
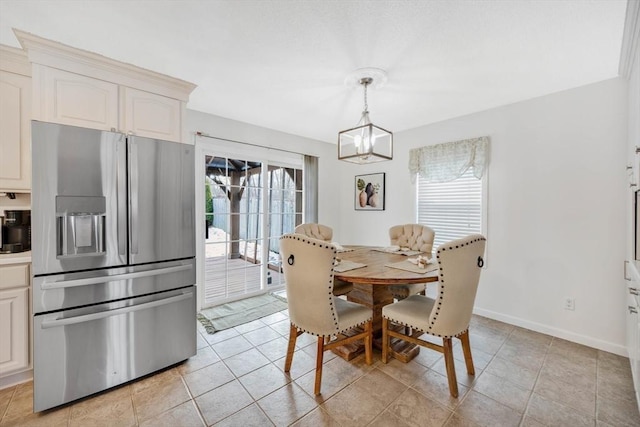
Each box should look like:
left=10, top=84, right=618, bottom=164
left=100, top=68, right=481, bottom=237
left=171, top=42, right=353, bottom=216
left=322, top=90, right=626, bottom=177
left=630, top=288, right=640, bottom=296
left=629, top=306, right=638, bottom=314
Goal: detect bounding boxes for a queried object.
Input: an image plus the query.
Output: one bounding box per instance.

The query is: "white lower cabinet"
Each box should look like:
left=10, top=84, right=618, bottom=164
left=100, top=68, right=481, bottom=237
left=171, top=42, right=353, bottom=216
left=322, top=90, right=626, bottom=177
left=0, top=287, right=29, bottom=376
left=627, top=261, right=640, bottom=409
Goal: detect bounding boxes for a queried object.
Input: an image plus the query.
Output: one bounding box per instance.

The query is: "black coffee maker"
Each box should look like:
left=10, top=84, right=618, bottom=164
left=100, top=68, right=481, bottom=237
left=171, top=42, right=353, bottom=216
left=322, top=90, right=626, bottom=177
left=1, top=210, right=31, bottom=253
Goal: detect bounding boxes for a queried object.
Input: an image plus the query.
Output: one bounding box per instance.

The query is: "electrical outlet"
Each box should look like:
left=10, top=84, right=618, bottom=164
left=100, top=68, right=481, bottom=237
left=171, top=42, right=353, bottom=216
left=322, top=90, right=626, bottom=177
left=564, top=297, right=575, bottom=311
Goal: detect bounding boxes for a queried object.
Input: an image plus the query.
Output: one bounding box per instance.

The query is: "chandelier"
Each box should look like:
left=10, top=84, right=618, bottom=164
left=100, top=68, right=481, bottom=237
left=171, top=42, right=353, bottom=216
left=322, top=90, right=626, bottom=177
left=338, top=69, right=393, bottom=164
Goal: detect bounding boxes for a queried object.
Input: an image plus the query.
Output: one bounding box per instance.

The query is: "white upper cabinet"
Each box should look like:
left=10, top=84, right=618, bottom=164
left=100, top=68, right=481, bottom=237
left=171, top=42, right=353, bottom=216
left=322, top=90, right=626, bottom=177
left=121, top=87, right=181, bottom=142
left=36, top=66, right=118, bottom=130
left=17, top=29, right=195, bottom=143
left=0, top=45, right=31, bottom=192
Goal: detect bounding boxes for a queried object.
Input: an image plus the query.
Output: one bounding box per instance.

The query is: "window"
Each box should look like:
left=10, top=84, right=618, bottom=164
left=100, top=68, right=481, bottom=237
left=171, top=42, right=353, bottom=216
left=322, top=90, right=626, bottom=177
left=417, top=168, right=485, bottom=251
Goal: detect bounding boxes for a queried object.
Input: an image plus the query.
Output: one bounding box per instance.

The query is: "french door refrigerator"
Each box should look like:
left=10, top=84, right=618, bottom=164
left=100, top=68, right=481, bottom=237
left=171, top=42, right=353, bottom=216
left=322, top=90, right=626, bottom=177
left=31, top=121, right=196, bottom=411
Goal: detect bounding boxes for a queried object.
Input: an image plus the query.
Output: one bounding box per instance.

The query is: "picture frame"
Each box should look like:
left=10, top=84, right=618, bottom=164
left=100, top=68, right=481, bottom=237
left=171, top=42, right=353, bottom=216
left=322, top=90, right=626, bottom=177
left=355, top=173, right=385, bottom=211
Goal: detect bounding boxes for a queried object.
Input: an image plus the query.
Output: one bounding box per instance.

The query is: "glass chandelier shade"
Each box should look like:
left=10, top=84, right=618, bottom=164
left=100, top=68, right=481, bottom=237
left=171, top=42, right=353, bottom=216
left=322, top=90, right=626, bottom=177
left=338, top=77, right=393, bottom=164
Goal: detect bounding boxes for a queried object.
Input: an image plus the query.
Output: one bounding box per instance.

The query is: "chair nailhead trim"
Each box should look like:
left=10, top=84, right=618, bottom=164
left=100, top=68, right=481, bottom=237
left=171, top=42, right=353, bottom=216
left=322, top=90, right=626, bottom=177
left=281, top=233, right=343, bottom=331
left=427, top=235, right=486, bottom=336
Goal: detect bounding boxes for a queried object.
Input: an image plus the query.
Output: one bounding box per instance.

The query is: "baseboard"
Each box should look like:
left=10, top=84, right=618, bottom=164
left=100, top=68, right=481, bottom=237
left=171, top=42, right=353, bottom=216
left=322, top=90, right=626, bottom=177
left=0, top=369, right=32, bottom=390
left=473, top=307, right=628, bottom=357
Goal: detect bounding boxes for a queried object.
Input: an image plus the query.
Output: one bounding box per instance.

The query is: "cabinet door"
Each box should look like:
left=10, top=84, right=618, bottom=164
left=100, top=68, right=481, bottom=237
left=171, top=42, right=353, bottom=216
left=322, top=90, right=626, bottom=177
left=627, top=261, right=640, bottom=409
left=38, top=67, right=118, bottom=131
left=121, top=87, right=181, bottom=142
left=0, top=71, right=31, bottom=191
left=0, top=287, right=29, bottom=376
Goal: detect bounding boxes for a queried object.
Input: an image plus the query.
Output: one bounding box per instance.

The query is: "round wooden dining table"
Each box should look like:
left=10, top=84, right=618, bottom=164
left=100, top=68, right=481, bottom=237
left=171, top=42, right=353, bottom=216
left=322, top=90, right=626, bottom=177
left=333, top=245, right=439, bottom=362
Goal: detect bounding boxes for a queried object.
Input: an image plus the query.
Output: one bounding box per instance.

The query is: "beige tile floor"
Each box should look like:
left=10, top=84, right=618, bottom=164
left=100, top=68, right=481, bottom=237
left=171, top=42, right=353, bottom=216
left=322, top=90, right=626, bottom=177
left=1, top=310, right=639, bottom=427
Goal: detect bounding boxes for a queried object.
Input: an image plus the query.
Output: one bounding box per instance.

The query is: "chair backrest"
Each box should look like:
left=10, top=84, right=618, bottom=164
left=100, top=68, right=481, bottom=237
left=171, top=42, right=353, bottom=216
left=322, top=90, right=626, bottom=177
left=428, top=234, right=486, bottom=337
left=389, top=224, right=435, bottom=253
left=294, top=223, right=333, bottom=242
left=279, top=233, right=340, bottom=336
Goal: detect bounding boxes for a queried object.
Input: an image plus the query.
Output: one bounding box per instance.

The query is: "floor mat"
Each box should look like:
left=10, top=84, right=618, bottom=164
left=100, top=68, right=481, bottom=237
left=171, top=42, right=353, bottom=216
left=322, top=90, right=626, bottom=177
left=198, top=293, right=288, bottom=334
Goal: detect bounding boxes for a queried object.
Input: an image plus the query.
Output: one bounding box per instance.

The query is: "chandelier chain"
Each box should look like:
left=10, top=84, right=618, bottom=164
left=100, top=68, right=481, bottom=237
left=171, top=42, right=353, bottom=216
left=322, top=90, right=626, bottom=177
left=363, top=81, right=369, bottom=112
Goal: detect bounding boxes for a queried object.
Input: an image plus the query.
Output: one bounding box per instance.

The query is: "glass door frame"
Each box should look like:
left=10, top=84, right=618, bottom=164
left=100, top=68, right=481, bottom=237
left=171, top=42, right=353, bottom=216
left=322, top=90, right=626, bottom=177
left=194, top=135, right=303, bottom=311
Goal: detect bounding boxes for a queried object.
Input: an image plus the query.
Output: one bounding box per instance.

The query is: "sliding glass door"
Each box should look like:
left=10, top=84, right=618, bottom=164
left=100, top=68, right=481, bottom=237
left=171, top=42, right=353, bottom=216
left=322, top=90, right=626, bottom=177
left=199, top=137, right=303, bottom=308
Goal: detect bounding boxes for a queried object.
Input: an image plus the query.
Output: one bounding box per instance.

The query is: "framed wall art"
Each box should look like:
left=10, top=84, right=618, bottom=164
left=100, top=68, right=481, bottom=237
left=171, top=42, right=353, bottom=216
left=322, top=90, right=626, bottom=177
left=355, top=173, right=385, bottom=211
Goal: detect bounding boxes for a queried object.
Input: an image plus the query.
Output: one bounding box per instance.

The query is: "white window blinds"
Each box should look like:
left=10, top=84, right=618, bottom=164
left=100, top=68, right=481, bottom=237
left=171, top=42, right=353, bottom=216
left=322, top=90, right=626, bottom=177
left=417, top=168, right=483, bottom=251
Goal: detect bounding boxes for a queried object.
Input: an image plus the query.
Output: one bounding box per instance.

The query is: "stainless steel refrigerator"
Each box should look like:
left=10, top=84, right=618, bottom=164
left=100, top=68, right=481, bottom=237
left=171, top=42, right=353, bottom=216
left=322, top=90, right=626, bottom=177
left=31, top=121, right=196, bottom=412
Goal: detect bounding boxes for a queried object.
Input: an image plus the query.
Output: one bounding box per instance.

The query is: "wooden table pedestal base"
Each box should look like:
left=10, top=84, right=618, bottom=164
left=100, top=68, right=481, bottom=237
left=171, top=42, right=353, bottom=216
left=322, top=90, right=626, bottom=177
left=331, top=281, right=421, bottom=364
left=330, top=324, right=420, bottom=362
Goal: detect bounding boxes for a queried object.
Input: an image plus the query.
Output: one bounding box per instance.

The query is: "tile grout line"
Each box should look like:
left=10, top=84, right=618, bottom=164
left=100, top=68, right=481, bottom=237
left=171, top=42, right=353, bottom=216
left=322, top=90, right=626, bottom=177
left=208, top=324, right=313, bottom=426
left=0, top=386, right=17, bottom=425
left=594, top=350, right=600, bottom=425
left=177, top=367, right=208, bottom=427
left=127, top=382, right=139, bottom=427
left=517, top=332, right=552, bottom=427
left=464, top=323, right=524, bottom=426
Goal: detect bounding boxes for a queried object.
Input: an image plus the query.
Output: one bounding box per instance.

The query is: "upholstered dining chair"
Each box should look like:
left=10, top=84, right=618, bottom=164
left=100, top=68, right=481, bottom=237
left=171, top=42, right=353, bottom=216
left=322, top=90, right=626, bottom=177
left=294, top=223, right=333, bottom=242
left=381, top=234, right=486, bottom=398
left=294, top=223, right=353, bottom=297
left=280, top=233, right=373, bottom=395
left=388, top=224, right=436, bottom=300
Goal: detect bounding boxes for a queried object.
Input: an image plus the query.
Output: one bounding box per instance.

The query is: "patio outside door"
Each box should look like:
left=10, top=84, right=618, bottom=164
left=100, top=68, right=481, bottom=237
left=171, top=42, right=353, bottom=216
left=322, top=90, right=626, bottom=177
left=201, top=148, right=303, bottom=307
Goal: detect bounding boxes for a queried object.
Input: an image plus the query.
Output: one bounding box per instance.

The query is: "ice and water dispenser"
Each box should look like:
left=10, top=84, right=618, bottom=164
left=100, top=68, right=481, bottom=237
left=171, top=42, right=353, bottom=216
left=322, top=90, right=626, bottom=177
left=56, top=196, right=106, bottom=258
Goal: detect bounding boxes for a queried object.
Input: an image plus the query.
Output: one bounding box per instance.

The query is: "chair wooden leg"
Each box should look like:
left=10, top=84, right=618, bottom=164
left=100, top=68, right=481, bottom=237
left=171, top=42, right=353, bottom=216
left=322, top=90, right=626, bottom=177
left=443, top=337, right=458, bottom=398
left=284, top=323, right=298, bottom=373
left=382, top=317, right=390, bottom=363
left=364, top=320, right=373, bottom=365
left=459, top=330, right=475, bottom=375
left=314, top=336, right=325, bottom=395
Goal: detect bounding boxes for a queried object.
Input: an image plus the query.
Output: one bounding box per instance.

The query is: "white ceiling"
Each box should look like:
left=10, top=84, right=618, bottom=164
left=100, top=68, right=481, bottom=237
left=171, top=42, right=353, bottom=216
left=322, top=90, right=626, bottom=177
left=0, top=0, right=628, bottom=144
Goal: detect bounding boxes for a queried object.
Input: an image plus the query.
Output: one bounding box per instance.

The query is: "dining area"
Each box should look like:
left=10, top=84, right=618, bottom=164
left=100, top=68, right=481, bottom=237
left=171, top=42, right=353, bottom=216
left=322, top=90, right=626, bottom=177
left=280, top=222, right=486, bottom=401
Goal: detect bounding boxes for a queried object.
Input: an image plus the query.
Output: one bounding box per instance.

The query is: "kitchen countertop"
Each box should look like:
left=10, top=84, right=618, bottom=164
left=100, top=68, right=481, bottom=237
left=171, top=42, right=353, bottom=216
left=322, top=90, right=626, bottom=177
left=0, top=251, right=31, bottom=266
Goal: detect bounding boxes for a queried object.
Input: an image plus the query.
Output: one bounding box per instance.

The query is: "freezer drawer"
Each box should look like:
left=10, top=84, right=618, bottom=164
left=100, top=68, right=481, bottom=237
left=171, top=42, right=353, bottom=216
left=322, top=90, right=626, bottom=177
left=33, top=286, right=196, bottom=412
left=33, top=258, right=195, bottom=314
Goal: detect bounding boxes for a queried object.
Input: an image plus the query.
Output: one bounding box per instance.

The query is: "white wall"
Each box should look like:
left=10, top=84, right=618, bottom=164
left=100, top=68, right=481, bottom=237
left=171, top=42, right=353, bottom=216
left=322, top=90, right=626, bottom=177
left=337, top=78, right=629, bottom=354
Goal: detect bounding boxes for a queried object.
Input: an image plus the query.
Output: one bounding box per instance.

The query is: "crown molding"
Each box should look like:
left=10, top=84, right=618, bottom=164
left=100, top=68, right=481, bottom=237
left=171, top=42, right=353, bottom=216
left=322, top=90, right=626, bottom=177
left=0, top=44, right=31, bottom=76
left=619, top=0, right=640, bottom=78
left=14, top=28, right=196, bottom=101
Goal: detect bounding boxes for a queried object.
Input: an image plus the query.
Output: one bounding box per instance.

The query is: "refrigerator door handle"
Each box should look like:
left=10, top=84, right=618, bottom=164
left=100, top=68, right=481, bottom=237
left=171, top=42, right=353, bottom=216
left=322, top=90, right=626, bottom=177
left=40, top=291, right=193, bottom=329
left=130, top=142, right=139, bottom=254
left=117, top=137, right=127, bottom=256
left=39, top=264, right=192, bottom=290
